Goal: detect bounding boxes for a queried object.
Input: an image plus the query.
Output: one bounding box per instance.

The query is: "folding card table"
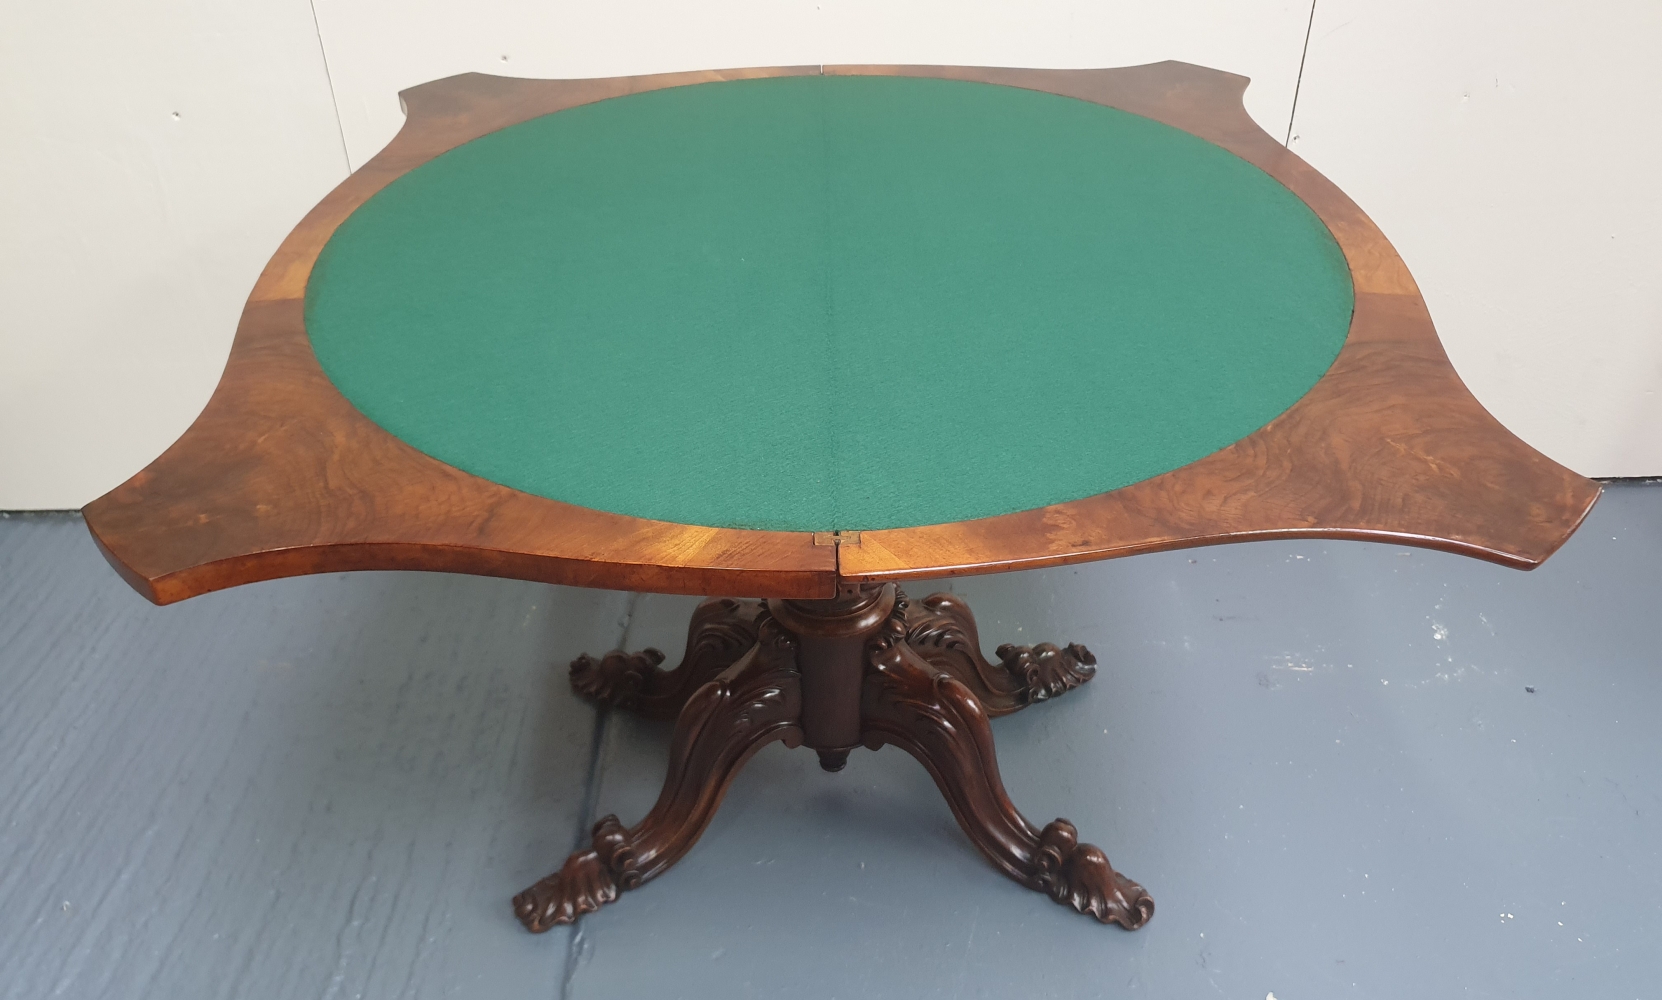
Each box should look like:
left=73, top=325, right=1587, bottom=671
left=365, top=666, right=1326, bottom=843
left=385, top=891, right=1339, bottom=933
left=83, top=63, right=1599, bottom=932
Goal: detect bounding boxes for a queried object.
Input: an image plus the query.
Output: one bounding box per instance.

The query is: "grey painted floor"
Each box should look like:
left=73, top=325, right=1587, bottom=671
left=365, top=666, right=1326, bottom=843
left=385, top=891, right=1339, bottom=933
left=1, top=484, right=1658, bottom=999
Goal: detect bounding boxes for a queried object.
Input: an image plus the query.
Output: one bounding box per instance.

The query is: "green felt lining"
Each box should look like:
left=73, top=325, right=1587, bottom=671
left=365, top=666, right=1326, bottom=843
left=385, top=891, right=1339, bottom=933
left=306, top=75, right=1354, bottom=532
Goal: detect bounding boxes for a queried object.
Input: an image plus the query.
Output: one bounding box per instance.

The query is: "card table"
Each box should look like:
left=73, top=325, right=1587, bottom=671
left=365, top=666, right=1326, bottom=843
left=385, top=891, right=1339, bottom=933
left=83, top=62, right=1600, bottom=932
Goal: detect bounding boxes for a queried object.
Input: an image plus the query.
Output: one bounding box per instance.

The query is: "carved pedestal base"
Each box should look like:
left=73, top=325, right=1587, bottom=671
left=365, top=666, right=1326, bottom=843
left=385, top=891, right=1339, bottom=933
left=514, top=587, right=1151, bottom=932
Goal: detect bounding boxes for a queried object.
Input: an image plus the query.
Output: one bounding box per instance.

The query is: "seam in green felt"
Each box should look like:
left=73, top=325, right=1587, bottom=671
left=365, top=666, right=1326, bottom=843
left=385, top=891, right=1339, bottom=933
left=306, top=75, right=1353, bottom=532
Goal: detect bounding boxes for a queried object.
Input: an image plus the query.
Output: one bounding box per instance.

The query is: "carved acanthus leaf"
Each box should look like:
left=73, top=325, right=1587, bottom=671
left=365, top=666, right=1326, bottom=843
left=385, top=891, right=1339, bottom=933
left=1033, top=819, right=1153, bottom=929
left=995, top=642, right=1097, bottom=703
left=569, top=649, right=664, bottom=708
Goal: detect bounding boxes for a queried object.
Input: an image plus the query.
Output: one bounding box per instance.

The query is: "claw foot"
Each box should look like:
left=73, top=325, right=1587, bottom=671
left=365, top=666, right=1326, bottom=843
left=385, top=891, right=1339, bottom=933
left=1033, top=819, right=1153, bottom=930
left=513, top=850, right=615, bottom=932
left=570, top=649, right=665, bottom=709
left=997, top=642, right=1097, bottom=703
left=513, top=816, right=639, bottom=932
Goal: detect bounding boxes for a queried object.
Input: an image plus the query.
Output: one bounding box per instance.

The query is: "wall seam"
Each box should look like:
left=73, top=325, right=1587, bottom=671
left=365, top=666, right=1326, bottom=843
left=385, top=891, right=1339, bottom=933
left=1285, top=0, right=1319, bottom=146
left=306, top=0, right=353, bottom=172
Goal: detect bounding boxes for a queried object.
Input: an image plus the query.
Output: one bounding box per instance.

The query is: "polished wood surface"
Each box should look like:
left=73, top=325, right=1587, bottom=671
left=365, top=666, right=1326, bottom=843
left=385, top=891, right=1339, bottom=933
left=83, top=62, right=1600, bottom=604
left=516, top=606, right=806, bottom=930
left=82, top=67, right=837, bottom=603
left=527, top=587, right=1144, bottom=930
left=829, top=64, right=1600, bottom=581
left=860, top=599, right=1152, bottom=929
left=569, top=597, right=763, bottom=720
left=902, top=591, right=1098, bottom=717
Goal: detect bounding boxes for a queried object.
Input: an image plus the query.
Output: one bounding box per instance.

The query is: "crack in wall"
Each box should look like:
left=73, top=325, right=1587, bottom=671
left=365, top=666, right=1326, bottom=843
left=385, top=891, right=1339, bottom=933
left=1286, top=0, right=1319, bottom=146
left=306, top=0, right=353, bottom=172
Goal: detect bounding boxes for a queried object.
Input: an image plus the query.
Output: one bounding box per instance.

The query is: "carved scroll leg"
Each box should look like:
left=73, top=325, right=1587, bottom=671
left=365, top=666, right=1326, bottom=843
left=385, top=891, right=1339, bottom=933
left=903, top=593, right=1096, bottom=717
left=570, top=597, right=763, bottom=720
left=860, top=636, right=1151, bottom=929
left=516, top=614, right=802, bottom=931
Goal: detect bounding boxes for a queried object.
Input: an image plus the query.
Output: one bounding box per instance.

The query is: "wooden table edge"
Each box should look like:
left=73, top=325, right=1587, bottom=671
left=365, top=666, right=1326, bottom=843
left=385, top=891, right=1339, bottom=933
left=81, top=61, right=1599, bottom=606
left=827, top=63, right=1602, bottom=580
left=836, top=486, right=1602, bottom=586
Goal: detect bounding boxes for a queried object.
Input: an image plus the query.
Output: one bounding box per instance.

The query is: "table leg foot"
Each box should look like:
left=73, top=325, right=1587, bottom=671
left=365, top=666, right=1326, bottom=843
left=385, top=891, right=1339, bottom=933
left=901, top=591, right=1096, bottom=717
left=569, top=597, right=763, bottom=720
left=518, top=610, right=801, bottom=932
left=861, top=613, right=1151, bottom=930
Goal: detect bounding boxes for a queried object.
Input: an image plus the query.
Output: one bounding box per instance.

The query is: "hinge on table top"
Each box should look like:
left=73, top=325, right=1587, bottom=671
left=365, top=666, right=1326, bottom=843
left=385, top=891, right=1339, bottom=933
left=811, top=530, right=862, bottom=547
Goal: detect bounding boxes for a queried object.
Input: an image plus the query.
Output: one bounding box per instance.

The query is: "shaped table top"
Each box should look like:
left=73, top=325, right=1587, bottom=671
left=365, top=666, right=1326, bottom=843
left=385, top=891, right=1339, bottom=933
left=306, top=74, right=1353, bottom=533
left=83, top=63, right=1600, bottom=603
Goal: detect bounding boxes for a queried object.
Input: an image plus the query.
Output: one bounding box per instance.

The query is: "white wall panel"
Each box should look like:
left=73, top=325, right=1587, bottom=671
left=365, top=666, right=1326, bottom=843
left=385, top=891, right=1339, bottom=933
left=311, top=0, right=1316, bottom=170
left=815, top=1, right=1315, bottom=143
left=1291, top=0, right=1662, bottom=477
left=311, top=0, right=822, bottom=169
left=8, top=1, right=1658, bottom=509
left=0, top=1, right=349, bottom=509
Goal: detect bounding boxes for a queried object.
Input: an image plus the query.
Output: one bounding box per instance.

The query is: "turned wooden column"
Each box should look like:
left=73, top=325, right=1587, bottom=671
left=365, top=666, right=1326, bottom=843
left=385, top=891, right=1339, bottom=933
left=768, top=584, right=896, bottom=772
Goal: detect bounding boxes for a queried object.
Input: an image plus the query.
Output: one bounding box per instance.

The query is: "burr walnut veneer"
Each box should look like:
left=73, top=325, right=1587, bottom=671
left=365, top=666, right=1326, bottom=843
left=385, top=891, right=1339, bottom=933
left=82, top=62, right=1599, bottom=933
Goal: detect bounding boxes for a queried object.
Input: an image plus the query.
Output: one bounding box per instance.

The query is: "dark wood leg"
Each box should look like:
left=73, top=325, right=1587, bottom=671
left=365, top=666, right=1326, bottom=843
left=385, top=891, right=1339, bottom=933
left=521, top=586, right=1148, bottom=932
left=902, top=592, right=1096, bottom=716
left=860, top=600, right=1152, bottom=929
left=570, top=597, right=763, bottom=720
left=514, top=611, right=801, bottom=931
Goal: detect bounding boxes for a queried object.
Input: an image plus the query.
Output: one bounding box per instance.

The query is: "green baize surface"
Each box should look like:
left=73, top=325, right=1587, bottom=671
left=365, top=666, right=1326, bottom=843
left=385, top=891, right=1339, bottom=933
left=306, top=75, right=1354, bottom=532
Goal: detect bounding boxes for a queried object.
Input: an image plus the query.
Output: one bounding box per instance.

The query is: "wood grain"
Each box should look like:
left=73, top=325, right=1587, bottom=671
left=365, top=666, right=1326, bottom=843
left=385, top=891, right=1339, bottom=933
left=82, top=62, right=1599, bottom=604
left=82, top=67, right=837, bottom=603
left=826, top=63, right=1600, bottom=581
